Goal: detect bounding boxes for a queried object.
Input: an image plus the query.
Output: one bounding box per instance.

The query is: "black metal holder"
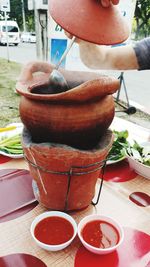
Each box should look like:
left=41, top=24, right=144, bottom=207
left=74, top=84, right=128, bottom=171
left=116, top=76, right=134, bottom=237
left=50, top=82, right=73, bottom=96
left=91, top=160, right=107, bottom=206
left=115, top=72, right=136, bottom=115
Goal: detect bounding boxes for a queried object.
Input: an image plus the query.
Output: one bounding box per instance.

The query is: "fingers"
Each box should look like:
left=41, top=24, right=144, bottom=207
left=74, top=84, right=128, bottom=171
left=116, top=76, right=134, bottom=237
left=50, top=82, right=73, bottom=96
left=64, top=31, right=73, bottom=39
left=64, top=31, right=82, bottom=43
left=101, top=0, right=110, bottom=7
left=101, top=0, right=119, bottom=7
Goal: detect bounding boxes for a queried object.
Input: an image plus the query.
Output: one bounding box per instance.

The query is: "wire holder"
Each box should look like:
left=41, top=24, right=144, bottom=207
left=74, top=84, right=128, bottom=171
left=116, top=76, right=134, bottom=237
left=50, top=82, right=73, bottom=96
left=24, top=154, right=107, bottom=211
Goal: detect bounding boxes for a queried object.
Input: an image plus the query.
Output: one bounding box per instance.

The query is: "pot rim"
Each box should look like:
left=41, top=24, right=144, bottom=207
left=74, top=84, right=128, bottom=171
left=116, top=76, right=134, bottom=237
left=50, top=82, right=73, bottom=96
left=16, top=73, right=119, bottom=103
left=22, top=127, right=114, bottom=156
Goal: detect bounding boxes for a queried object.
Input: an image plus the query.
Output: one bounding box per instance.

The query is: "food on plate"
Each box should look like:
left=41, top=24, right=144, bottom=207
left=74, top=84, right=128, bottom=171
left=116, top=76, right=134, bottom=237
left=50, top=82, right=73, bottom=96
left=125, top=141, right=150, bottom=166
left=107, top=130, right=129, bottom=162
left=0, top=125, right=17, bottom=132
left=0, top=133, right=23, bottom=155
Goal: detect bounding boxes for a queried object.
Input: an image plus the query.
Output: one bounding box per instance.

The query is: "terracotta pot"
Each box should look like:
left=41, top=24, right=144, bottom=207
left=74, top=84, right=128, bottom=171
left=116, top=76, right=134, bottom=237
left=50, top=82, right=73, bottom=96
left=16, top=68, right=119, bottom=149
left=49, top=0, right=129, bottom=45
left=22, top=127, right=113, bottom=211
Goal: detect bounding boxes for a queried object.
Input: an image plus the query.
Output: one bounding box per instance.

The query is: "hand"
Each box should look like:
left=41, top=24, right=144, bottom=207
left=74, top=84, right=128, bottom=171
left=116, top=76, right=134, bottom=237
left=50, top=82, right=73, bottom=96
left=101, top=0, right=120, bottom=7
left=64, top=31, right=82, bottom=44
left=65, top=31, right=89, bottom=44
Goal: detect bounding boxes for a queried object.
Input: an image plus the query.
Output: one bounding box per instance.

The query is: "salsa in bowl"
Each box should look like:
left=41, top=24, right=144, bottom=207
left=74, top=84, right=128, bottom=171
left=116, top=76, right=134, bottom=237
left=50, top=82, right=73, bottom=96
left=78, top=214, right=124, bottom=255
left=30, top=211, right=77, bottom=251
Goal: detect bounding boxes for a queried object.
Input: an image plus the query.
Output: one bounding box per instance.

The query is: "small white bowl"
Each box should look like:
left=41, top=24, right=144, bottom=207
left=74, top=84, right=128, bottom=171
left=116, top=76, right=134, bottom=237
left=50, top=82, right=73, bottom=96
left=30, top=211, right=77, bottom=251
left=126, top=142, right=150, bottom=179
left=78, top=214, right=124, bottom=255
left=127, top=155, right=150, bottom=179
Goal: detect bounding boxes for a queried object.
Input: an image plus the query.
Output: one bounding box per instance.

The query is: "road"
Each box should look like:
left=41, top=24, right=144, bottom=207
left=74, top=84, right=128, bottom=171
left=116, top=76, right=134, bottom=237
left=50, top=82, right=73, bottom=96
left=104, top=69, right=150, bottom=114
left=0, top=43, right=37, bottom=64
left=0, top=43, right=149, bottom=113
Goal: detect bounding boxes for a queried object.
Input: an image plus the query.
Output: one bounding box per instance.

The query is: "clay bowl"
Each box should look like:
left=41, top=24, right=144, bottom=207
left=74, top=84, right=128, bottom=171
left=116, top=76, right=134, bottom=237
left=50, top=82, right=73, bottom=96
left=16, top=68, right=119, bottom=149
left=22, top=127, right=113, bottom=211
left=49, top=0, right=129, bottom=45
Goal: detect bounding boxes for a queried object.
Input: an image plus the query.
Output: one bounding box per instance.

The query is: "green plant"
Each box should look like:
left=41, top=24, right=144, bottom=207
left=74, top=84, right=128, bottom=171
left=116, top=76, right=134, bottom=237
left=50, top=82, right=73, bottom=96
left=0, top=59, right=21, bottom=127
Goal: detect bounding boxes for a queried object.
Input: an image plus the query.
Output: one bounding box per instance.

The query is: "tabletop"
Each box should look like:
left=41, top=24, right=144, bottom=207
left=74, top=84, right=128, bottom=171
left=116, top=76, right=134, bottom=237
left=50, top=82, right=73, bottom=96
left=0, top=117, right=150, bottom=267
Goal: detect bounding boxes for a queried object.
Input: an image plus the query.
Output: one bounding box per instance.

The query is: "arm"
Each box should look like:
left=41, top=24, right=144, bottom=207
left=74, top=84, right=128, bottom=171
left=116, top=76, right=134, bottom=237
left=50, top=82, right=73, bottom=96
left=65, top=0, right=139, bottom=71
left=79, top=41, right=139, bottom=70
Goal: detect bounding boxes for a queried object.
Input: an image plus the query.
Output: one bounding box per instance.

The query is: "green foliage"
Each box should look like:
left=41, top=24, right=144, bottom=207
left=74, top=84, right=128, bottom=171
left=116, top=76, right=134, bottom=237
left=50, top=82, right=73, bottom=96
left=0, top=0, right=35, bottom=32
left=125, top=141, right=150, bottom=166
left=0, top=58, right=21, bottom=127
left=107, top=130, right=129, bottom=162
left=134, top=0, right=150, bottom=39
left=0, top=133, right=23, bottom=155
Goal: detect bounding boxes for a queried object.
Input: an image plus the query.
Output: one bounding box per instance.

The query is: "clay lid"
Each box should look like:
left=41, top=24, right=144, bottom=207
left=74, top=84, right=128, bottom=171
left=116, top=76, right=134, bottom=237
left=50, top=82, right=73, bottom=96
left=49, top=0, right=129, bottom=45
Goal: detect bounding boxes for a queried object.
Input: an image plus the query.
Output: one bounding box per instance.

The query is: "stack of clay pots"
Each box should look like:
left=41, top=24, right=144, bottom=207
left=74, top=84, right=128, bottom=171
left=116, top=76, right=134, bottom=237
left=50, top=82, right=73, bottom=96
left=16, top=68, right=119, bottom=211
left=16, top=0, right=129, bottom=211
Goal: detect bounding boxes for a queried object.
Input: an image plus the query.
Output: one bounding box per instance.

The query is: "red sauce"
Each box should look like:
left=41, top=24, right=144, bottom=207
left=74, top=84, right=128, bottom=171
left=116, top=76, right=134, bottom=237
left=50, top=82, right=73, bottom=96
left=81, top=220, right=120, bottom=249
left=34, top=216, right=74, bottom=245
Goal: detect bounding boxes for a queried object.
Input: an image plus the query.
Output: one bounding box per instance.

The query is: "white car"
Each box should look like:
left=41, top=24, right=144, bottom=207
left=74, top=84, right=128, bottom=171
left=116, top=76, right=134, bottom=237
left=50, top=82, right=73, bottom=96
left=0, top=20, right=20, bottom=46
left=21, top=32, right=36, bottom=43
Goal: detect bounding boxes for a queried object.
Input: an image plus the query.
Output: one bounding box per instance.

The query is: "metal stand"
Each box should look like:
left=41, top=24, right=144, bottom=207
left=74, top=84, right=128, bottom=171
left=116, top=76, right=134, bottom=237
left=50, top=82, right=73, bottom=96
left=24, top=154, right=107, bottom=211
left=92, top=161, right=106, bottom=206
left=115, top=72, right=136, bottom=115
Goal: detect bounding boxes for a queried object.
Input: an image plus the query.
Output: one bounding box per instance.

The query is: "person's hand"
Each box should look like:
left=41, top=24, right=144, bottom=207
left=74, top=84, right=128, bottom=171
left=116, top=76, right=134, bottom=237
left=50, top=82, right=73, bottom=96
left=65, top=31, right=82, bottom=44
left=101, top=0, right=119, bottom=7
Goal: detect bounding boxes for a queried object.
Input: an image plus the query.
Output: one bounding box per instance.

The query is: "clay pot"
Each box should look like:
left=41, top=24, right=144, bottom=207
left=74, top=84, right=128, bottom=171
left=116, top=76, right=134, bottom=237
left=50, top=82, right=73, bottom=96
left=16, top=68, right=119, bottom=149
left=49, top=0, right=129, bottom=45
left=22, top=127, right=113, bottom=211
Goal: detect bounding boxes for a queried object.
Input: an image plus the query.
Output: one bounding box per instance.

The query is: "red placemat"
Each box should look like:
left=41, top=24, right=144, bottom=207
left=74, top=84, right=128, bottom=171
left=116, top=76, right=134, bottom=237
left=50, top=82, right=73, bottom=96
left=0, top=254, right=47, bottom=267
left=75, top=228, right=150, bottom=267
left=0, top=169, right=38, bottom=223
left=104, top=160, right=137, bottom=182
left=0, top=155, right=11, bottom=164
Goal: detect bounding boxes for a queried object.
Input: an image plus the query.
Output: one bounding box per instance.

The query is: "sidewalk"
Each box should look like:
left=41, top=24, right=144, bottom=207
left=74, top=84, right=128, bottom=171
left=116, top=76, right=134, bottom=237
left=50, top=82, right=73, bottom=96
left=100, top=69, right=150, bottom=130
left=103, top=69, right=150, bottom=114
left=115, top=101, right=150, bottom=130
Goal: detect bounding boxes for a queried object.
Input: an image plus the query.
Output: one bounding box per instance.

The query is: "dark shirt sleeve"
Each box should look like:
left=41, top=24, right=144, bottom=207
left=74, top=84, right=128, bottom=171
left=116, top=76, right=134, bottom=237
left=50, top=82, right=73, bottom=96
left=133, top=37, right=150, bottom=70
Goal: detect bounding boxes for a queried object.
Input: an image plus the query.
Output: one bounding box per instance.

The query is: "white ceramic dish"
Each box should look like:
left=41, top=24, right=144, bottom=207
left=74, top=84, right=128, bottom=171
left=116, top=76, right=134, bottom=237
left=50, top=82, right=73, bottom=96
left=78, top=214, right=124, bottom=255
left=107, top=155, right=126, bottom=165
left=0, top=150, right=23, bottom=159
left=126, top=155, right=150, bottom=179
left=126, top=141, right=150, bottom=179
left=0, top=123, right=23, bottom=158
left=30, top=211, right=77, bottom=252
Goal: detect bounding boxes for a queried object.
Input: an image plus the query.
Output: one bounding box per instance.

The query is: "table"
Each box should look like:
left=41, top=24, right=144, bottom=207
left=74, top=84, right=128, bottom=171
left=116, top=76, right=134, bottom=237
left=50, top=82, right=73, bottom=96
left=0, top=117, right=150, bottom=267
